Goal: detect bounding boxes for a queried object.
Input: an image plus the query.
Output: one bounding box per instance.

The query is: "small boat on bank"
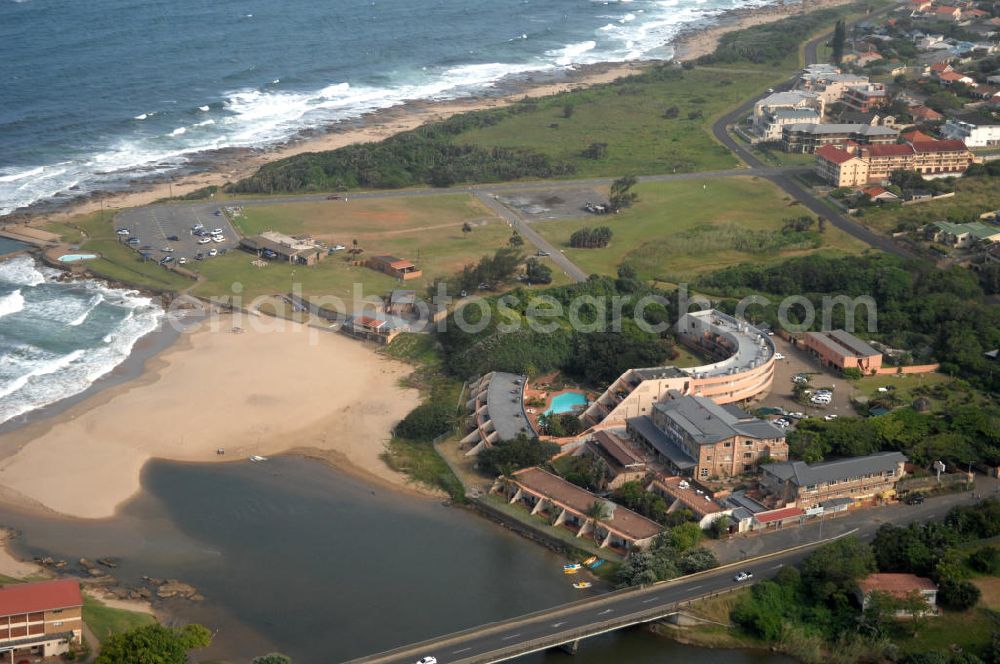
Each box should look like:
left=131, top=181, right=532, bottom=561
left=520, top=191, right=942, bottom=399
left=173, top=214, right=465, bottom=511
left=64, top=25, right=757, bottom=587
left=563, top=563, right=582, bottom=573
left=249, top=455, right=268, bottom=462
left=589, top=559, right=605, bottom=569
left=582, top=556, right=597, bottom=566
left=573, top=581, right=592, bottom=589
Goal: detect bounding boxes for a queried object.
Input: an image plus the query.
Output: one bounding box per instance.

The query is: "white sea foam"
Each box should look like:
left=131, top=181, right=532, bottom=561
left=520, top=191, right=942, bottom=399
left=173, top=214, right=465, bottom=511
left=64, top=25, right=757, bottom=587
left=0, top=290, right=24, bottom=319
left=199, top=105, right=210, bottom=112
left=0, top=257, right=164, bottom=424
left=0, top=0, right=792, bottom=217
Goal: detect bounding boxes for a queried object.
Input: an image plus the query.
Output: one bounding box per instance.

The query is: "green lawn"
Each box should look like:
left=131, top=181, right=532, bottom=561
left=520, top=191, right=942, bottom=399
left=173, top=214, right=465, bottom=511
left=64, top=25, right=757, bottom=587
left=83, top=595, right=156, bottom=643
left=456, top=67, right=785, bottom=178
left=533, top=177, right=868, bottom=282
left=859, top=177, right=1000, bottom=234
left=45, top=212, right=194, bottom=292
left=891, top=607, right=999, bottom=657
left=853, top=372, right=995, bottom=413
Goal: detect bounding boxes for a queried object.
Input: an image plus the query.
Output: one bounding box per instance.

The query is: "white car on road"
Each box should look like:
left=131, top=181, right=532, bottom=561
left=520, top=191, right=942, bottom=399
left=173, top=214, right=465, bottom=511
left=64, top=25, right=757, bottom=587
left=197, top=237, right=211, bottom=244
left=733, top=571, right=754, bottom=582
left=414, top=657, right=437, bottom=664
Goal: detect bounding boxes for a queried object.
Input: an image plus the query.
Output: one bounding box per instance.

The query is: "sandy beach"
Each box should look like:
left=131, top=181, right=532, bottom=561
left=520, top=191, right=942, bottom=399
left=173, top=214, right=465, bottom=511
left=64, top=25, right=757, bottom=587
left=0, top=315, right=422, bottom=519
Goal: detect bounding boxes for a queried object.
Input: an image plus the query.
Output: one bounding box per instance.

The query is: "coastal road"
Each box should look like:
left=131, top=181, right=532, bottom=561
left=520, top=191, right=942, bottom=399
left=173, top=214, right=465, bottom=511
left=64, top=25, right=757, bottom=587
left=707, top=12, right=914, bottom=259
left=348, top=541, right=825, bottom=664
left=348, top=485, right=989, bottom=664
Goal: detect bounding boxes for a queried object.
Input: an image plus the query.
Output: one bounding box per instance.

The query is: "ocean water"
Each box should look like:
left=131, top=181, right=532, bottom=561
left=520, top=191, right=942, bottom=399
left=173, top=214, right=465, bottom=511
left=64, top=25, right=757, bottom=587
left=0, top=256, right=163, bottom=425
left=0, top=0, right=784, bottom=216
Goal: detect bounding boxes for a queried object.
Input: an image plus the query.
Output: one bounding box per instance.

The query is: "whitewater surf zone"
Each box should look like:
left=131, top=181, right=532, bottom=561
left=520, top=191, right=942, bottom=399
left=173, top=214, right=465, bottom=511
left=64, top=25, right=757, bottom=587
left=0, top=0, right=793, bottom=218
left=0, top=256, right=164, bottom=426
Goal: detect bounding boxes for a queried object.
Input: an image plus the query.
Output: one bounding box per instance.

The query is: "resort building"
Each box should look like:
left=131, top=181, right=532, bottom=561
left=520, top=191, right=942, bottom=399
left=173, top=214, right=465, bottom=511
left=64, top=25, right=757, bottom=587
left=841, top=84, right=890, bottom=113
left=366, top=255, right=422, bottom=280
left=627, top=395, right=787, bottom=480
left=798, top=71, right=871, bottom=105
left=781, top=123, right=898, bottom=153
left=814, top=138, right=974, bottom=186
left=756, top=109, right=821, bottom=143
left=583, top=429, right=648, bottom=490
left=750, top=91, right=824, bottom=142
left=494, top=467, right=662, bottom=550
left=342, top=315, right=402, bottom=344
left=802, top=329, right=883, bottom=374
left=646, top=474, right=732, bottom=529
left=463, top=372, right=536, bottom=455
left=815, top=145, right=870, bottom=187
left=857, top=574, right=938, bottom=615
left=240, top=231, right=326, bottom=265
left=0, top=579, right=83, bottom=659
left=928, top=221, right=1000, bottom=248
left=760, top=451, right=907, bottom=509
left=582, top=310, right=776, bottom=428
left=942, top=120, right=1000, bottom=148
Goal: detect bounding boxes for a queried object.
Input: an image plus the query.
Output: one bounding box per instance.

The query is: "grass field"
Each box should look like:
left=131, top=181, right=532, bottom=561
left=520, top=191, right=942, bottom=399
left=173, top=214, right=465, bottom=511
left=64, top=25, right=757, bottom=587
left=853, top=372, right=996, bottom=413
left=456, top=67, right=786, bottom=178
left=192, top=193, right=541, bottom=304
left=859, top=177, right=1000, bottom=234
left=83, top=595, right=157, bottom=643
left=533, top=177, right=868, bottom=282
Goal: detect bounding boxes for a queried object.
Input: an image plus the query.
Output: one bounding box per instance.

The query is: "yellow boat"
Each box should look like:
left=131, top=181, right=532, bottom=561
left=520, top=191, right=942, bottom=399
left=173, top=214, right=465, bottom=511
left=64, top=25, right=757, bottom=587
left=582, top=556, right=597, bottom=566
left=563, top=567, right=580, bottom=574
left=573, top=581, right=592, bottom=589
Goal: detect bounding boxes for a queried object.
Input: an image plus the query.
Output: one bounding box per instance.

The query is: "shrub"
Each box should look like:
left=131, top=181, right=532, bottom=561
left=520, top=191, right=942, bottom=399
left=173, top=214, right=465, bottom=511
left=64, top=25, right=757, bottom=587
left=394, top=402, right=453, bottom=441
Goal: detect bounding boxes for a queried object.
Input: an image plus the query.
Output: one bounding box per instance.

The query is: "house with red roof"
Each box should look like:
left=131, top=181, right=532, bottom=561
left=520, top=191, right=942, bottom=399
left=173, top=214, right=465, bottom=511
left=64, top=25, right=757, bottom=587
left=857, top=573, right=938, bottom=615
left=933, top=5, right=962, bottom=20
left=815, top=144, right=870, bottom=186
left=939, top=70, right=977, bottom=86
left=0, top=579, right=83, bottom=659
left=863, top=186, right=900, bottom=202
left=343, top=314, right=401, bottom=344
left=909, top=105, right=944, bottom=122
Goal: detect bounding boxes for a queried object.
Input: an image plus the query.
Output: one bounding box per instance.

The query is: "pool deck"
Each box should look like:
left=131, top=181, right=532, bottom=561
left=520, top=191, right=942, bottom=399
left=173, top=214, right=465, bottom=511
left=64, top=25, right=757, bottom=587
left=523, top=375, right=591, bottom=438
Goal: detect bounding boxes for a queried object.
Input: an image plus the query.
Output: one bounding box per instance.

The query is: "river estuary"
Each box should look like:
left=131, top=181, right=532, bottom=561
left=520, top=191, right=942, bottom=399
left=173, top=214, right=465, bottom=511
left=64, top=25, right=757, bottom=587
left=0, top=456, right=792, bottom=663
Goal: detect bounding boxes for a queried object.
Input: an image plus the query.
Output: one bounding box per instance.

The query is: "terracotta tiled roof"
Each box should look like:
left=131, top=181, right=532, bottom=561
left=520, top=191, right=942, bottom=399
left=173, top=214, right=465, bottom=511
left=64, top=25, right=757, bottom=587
left=866, top=144, right=915, bottom=157
left=0, top=580, right=82, bottom=617
left=911, top=139, right=968, bottom=152
left=754, top=506, right=805, bottom=523
left=816, top=145, right=858, bottom=164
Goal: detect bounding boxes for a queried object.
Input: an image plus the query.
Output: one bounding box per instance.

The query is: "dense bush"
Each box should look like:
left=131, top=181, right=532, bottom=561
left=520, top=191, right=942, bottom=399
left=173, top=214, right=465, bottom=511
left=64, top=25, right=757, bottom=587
left=696, top=254, right=1000, bottom=393
left=394, top=401, right=454, bottom=441
left=569, top=226, right=613, bottom=249
left=229, top=105, right=575, bottom=194
left=477, top=434, right=560, bottom=476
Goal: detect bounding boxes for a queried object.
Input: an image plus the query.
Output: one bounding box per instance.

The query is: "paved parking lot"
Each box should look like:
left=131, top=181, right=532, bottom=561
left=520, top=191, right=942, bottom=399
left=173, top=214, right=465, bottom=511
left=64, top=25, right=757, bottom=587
left=759, top=335, right=858, bottom=422
left=115, top=204, right=240, bottom=264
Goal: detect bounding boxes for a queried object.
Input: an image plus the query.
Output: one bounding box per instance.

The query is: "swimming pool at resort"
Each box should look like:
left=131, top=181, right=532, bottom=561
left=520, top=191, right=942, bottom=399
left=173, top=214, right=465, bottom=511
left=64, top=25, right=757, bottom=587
left=545, top=391, right=588, bottom=416
left=57, top=254, right=98, bottom=263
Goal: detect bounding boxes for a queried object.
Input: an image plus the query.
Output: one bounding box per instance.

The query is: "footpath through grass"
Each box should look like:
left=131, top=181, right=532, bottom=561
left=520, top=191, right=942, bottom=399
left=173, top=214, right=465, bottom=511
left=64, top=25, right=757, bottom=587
left=534, top=177, right=868, bottom=282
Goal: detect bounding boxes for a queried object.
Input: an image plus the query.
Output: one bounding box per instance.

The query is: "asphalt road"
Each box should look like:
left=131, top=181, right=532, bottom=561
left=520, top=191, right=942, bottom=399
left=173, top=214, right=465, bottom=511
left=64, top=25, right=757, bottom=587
left=350, top=545, right=816, bottom=664
left=707, top=23, right=914, bottom=260
left=350, top=484, right=991, bottom=664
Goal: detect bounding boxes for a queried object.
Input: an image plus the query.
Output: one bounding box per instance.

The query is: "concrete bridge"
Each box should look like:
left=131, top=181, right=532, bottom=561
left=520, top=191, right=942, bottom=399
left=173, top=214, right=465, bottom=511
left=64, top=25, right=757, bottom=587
left=345, top=534, right=848, bottom=664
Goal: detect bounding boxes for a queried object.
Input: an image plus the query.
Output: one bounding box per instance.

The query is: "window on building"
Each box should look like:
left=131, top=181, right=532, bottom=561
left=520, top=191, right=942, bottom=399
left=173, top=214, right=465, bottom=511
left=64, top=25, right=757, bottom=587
left=700, top=468, right=709, bottom=478
left=744, top=452, right=753, bottom=459
left=706, top=455, right=713, bottom=461
left=743, top=463, right=753, bottom=473
left=724, top=442, right=732, bottom=448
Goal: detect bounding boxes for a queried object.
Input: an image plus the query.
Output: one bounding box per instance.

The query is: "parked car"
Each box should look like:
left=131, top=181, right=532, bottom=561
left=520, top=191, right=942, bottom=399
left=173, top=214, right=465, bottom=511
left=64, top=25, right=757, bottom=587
left=178, top=257, right=187, bottom=265
left=787, top=412, right=805, bottom=419
left=212, top=228, right=223, bottom=235
left=414, top=657, right=437, bottom=664
left=536, top=250, right=550, bottom=257
left=161, top=247, right=174, bottom=253
left=212, top=235, right=225, bottom=243
left=166, top=235, right=179, bottom=241
left=127, top=237, right=140, bottom=245
left=192, top=223, right=204, bottom=231
left=115, top=228, right=130, bottom=235
left=824, top=414, right=838, bottom=421
left=905, top=494, right=925, bottom=505
left=774, top=418, right=790, bottom=428
left=774, top=353, right=785, bottom=360
left=159, top=256, right=173, bottom=265
left=197, top=237, right=211, bottom=245
left=326, top=194, right=342, bottom=200
left=792, top=375, right=808, bottom=385
left=208, top=248, right=218, bottom=256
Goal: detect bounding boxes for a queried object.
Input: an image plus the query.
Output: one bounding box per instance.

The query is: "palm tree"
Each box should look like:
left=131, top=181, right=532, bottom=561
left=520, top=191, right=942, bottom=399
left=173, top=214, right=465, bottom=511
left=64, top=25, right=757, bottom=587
left=586, top=500, right=611, bottom=544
